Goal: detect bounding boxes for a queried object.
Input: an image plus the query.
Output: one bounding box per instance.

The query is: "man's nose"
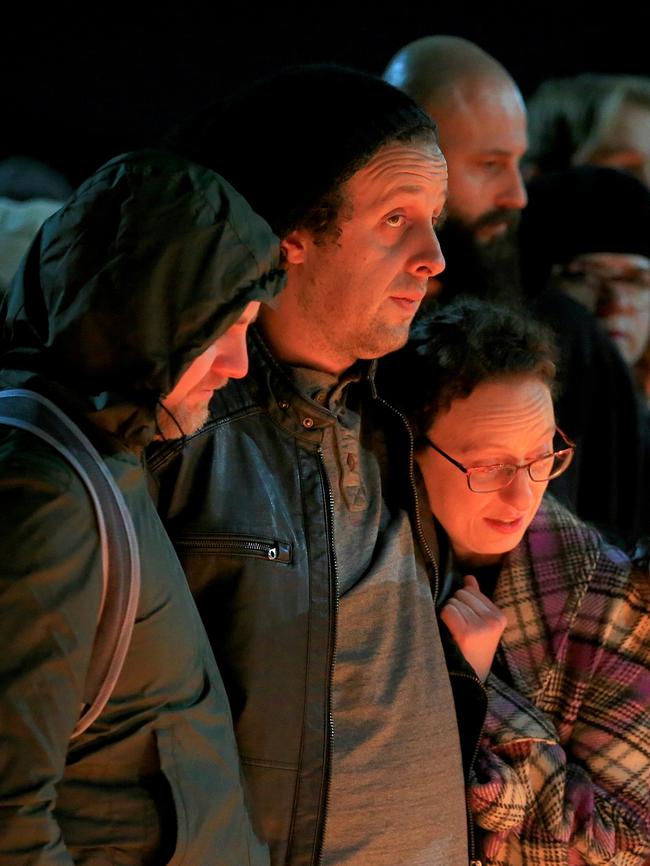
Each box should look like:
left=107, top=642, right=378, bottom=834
left=213, top=337, right=250, bottom=380
left=597, top=281, right=635, bottom=315
left=407, top=224, right=446, bottom=279
left=496, top=165, right=528, bottom=211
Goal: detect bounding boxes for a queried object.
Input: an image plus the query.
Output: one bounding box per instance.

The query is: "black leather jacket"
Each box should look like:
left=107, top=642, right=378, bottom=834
left=149, top=328, right=487, bottom=866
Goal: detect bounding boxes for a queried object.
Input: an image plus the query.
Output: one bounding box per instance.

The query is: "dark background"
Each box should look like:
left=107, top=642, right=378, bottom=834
left=5, top=0, right=650, bottom=187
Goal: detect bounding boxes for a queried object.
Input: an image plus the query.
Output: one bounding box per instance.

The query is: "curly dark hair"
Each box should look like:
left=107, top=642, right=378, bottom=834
left=381, top=298, right=558, bottom=438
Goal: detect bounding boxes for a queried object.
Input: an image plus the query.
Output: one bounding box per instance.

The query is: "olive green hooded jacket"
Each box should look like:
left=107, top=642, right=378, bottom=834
left=0, top=150, right=285, bottom=865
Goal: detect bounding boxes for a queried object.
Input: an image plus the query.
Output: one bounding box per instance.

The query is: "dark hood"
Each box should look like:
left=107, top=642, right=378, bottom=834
left=520, top=165, right=650, bottom=299
left=0, top=149, right=285, bottom=448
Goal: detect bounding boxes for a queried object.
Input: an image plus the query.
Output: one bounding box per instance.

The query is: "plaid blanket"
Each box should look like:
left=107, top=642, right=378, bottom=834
left=470, top=496, right=650, bottom=866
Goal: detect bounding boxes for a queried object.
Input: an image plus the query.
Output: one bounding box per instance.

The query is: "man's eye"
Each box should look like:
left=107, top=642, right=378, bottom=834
left=385, top=213, right=406, bottom=228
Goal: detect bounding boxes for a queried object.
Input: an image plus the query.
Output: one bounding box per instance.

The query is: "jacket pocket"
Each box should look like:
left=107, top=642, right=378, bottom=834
left=174, top=532, right=292, bottom=564
left=155, top=727, right=190, bottom=866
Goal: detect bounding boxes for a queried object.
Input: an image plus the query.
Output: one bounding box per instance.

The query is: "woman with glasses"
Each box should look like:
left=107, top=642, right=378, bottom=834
left=382, top=297, right=650, bottom=866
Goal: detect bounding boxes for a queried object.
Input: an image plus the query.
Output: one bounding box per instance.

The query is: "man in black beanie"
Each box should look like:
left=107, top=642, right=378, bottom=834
left=151, top=66, right=480, bottom=866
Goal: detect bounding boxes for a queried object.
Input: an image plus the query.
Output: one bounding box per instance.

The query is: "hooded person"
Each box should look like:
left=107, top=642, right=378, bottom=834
left=519, top=165, right=650, bottom=543
left=0, top=149, right=285, bottom=865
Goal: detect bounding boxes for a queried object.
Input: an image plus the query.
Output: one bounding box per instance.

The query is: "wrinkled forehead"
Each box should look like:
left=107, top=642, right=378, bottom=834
left=348, top=127, right=441, bottom=171
left=345, top=136, right=447, bottom=201
left=430, top=376, right=555, bottom=440
left=466, top=372, right=552, bottom=406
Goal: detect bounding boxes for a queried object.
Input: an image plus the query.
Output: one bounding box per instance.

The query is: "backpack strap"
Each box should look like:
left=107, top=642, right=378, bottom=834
left=0, top=388, right=141, bottom=738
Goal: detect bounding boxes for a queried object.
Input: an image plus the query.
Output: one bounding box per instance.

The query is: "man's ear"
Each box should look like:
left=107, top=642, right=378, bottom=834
left=281, top=230, right=308, bottom=264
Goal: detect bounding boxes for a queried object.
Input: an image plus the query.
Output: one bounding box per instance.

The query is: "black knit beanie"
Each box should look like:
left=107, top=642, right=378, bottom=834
left=520, top=166, right=650, bottom=297
left=168, top=64, right=438, bottom=238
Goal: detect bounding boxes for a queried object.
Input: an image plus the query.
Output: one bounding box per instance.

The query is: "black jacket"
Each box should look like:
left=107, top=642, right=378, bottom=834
left=149, top=328, right=487, bottom=866
left=534, top=288, right=648, bottom=543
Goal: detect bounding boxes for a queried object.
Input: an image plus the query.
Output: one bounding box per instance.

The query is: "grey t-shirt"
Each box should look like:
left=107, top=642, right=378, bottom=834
left=294, top=367, right=468, bottom=866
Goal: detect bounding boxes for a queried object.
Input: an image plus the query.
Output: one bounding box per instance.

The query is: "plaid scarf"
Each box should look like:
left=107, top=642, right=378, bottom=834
left=470, top=495, right=650, bottom=866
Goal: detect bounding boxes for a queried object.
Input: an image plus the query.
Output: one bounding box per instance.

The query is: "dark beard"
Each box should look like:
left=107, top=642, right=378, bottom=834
left=433, top=210, right=523, bottom=308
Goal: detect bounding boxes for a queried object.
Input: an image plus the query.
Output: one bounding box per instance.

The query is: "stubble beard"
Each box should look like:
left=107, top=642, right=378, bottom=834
left=156, top=398, right=211, bottom=440
left=353, top=310, right=415, bottom=360
left=304, top=298, right=416, bottom=367
left=296, top=266, right=421, bottom=370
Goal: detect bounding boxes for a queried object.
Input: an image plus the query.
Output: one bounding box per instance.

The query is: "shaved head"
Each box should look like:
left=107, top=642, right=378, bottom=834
left=383, top=35, right=515, bottom=113
left=384, top=36, right=527, bottom=305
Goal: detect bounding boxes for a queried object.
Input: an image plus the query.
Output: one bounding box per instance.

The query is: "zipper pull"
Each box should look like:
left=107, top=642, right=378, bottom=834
left=267, top=546, right=278, bottom=560
left=470, top=860, right=483, bottom=866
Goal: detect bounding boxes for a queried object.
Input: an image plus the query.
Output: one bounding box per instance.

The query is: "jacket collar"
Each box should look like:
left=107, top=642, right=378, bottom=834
left=242, top=326, right=379, bottom=442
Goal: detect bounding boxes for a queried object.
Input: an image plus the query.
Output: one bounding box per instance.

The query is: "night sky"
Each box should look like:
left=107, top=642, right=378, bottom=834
left=5, top=0, right=650, bottom=186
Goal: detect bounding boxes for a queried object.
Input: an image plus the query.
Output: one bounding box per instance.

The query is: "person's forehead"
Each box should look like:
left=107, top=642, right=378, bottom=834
left=345, top=138, right=447, bottom=203
left=599, top=100, right=650, bottom=148
left=435, top=77, right=527, bottom=153
left=431, top=377, right=554, bottom=449
left=576, top=251, right=650, bottom=270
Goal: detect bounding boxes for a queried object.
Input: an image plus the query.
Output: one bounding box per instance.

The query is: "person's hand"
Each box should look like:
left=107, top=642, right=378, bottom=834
left=440, top=575, right=507, bottom=682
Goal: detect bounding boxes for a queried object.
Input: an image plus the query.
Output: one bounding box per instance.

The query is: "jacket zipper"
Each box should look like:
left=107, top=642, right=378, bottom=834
left=379, top=393, right=486, bottom=865
left=451, top=670, right=488, bottom=866
left=316, top=446, right=339, bottom=866
left=376, top=396, right=440, bottom=603
left=174, top=533, right=291, bottom=563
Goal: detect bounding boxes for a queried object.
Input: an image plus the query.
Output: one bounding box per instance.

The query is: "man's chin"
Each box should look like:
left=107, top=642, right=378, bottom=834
left=358, top=322, right=412, bottom=361
left=157, top=406, right=210, bottom=440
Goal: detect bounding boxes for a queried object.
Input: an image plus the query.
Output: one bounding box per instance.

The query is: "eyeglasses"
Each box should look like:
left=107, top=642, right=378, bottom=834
left=558, top=261, right=650, bottom=296
left=422, top=428, right=575, bottom=493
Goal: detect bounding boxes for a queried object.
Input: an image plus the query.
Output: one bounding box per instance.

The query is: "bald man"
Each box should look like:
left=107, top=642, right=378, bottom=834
left=384, top=36, right=528, bottom=304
